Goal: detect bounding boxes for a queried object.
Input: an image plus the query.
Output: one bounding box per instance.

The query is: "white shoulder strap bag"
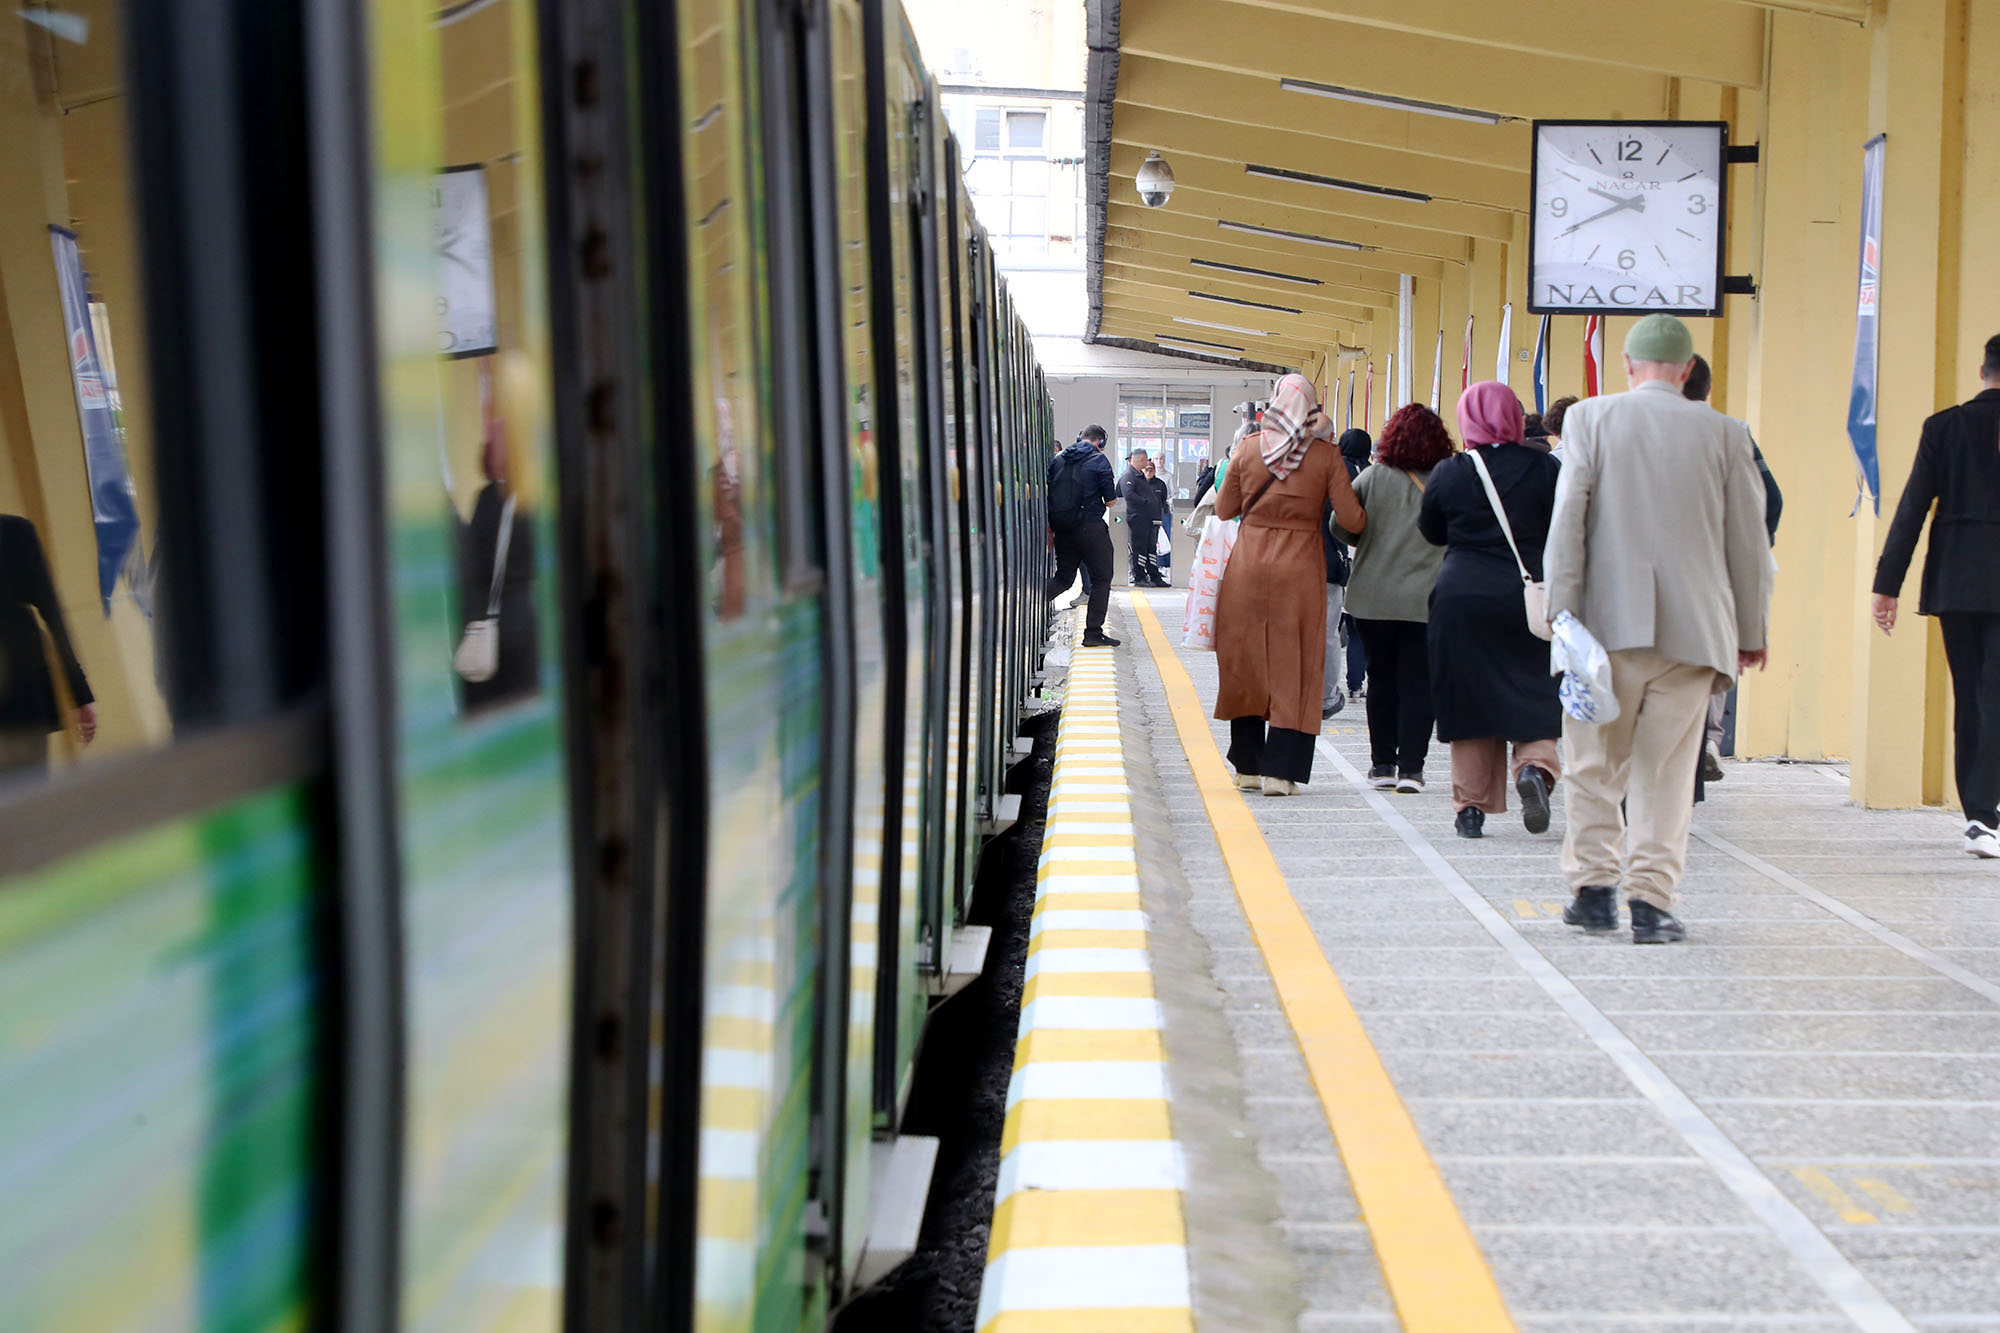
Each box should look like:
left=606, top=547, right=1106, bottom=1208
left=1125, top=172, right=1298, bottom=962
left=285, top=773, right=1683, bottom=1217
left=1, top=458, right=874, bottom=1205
left=1467, top=450, right=1552, bottom=642
left=454, top=493, right=517, bottom=683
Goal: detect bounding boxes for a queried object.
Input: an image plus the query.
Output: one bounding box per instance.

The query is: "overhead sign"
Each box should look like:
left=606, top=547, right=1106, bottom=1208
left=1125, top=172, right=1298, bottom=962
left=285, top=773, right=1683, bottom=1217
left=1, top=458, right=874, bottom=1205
left=436, top=165, right=498, bottom=358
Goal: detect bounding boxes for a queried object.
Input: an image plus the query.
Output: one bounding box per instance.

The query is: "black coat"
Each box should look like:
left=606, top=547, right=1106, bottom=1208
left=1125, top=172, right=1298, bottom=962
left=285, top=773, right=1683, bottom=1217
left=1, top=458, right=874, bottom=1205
left=1418, top=445, right=1563, bottom=742
left=1118, top=467, right=1167, bottom=522
left=1873, top=387, right=2000, bottom=615
left=458, top=484, right=541, bottom=712
left=0, top=514, right=92, bottom=732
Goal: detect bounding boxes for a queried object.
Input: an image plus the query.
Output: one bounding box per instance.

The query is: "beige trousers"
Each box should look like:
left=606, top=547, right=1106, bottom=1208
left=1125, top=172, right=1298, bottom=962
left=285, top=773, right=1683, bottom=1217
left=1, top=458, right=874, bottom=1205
left=1450, top=737, right=1561, bottom=814
left=1561, top=649, right=1719, bottom=910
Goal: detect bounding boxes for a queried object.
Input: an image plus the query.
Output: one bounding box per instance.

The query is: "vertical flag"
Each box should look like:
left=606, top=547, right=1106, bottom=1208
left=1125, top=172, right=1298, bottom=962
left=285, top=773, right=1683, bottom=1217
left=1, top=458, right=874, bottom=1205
left=1583, top=314, right=1604, bottom=396
left=1531, top=314, right=1551, bottom=414
left=1364, top=362, right=1375, bottom=431
left=1846, top=135, right=1885, bottom=513
left=1461, top=314, right=1474, bottom=392
left=1347, top=367, right=1357, bottom=434
left=1429, top=329, right=1443, bottom=411
left=50, top=226, right=141, bottom=612
left=1495, top=302, right=1513, bottom=383
left=1386, top=352, right=1396, bottom=414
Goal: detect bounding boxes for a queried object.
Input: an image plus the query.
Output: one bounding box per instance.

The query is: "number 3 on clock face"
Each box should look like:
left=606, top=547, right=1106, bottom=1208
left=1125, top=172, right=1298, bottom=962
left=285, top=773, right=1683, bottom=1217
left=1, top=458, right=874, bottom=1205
left=1528, top=120, right=1727, bottom=318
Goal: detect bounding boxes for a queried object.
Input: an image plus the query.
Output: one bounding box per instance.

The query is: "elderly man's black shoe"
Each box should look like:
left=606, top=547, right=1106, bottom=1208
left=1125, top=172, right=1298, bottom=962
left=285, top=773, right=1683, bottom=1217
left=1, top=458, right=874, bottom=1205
left=1630, top=901, right=1687, bottom=944
left=1562, top=885, right=1619, bottom=933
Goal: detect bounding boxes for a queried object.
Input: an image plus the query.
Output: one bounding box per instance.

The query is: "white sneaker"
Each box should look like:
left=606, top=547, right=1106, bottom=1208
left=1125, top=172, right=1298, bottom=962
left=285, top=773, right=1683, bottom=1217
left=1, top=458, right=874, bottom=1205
left=1262, top=776, right=1298, bottom=797
left=1396, top=773, right=1426, bottom=794
left=1235, top=771, right=1261, bottom=791
left=1965, top=822, right=2000, bottom=859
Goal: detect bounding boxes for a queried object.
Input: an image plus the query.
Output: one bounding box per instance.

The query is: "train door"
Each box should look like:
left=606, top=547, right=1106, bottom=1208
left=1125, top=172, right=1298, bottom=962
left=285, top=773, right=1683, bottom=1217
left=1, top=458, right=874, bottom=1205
left=861, top=0, right=931, bottom=1122
left=671, top=0, right=835, bottom=1326
left=802, top=0, right=890, bottom=1293
left=943, top=149, right=987, bottom=913
left=909, top=74, right=967, bottom=968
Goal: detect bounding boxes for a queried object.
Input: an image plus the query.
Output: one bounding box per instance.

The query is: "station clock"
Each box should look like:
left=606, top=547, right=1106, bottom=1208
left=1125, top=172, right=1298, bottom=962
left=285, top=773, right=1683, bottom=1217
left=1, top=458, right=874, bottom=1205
left=1527, top=120, right=1728, bottom=318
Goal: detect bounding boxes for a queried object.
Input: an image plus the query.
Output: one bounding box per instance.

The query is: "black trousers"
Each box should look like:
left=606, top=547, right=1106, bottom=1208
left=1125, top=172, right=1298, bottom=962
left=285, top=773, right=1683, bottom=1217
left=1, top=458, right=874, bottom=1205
left=1353, top=617, right=1434, bottom=774
left=1228, top=717, right=1317, bottom=784
left=1941, top=613, right=2000, bottom=827
left=1128, top=515, right=1161, bottom=585
left=1047, top=518, right=1112, bottom=635
left=1343, top=612, right=1366, bottom=691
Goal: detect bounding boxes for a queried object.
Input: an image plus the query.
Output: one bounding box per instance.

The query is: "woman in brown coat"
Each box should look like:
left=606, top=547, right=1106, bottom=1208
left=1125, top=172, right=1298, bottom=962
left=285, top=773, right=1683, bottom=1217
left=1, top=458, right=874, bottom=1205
left=1214, top=374, right=1365, bottom=795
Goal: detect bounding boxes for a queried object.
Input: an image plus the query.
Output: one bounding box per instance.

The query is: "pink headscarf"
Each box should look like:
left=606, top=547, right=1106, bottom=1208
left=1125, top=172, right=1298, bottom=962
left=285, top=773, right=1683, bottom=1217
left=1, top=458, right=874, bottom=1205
left=1258, top=373, right=1323, bottom=480
left=1456, top=380, right=1525, bottom=446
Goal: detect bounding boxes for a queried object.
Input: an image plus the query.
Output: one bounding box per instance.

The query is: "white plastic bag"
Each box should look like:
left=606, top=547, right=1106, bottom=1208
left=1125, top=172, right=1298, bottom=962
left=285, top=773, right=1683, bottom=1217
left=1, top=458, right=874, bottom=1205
left=1181, top=515, right=1239, bottom=651
left=1550, top=610, right=1620, bottom=725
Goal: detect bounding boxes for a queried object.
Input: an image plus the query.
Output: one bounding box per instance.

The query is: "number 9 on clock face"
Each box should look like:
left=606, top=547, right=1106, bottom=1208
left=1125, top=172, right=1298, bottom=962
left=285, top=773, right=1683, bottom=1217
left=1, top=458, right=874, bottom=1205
left=1528, top=120, right=1728, bottom=318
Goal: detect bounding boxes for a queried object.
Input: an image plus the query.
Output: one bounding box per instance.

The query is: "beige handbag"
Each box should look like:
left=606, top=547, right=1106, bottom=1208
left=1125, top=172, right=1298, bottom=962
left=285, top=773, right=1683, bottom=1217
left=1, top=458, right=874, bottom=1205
left=1467, top=450, right=1552, bottom=642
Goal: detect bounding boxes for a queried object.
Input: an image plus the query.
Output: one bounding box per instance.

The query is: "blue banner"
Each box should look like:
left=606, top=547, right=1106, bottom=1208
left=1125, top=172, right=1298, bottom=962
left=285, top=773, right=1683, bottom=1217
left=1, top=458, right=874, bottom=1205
left=50, top=226, right=140, bottom=611
left=1532, top=314, right=1551, bottom=415
left=1846, top=136, right=1885, bottom=515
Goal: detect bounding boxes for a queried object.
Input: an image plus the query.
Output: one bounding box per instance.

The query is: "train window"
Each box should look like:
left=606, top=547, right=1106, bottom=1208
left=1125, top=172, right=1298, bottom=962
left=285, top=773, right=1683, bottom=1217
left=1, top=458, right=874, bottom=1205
left=0, top=8, right=171, bottom=796
left=358, top=1, right=571, bottom=1327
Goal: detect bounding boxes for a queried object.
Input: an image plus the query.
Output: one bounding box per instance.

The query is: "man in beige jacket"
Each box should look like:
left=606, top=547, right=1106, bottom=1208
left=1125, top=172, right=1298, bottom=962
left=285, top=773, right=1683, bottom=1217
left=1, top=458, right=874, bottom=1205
left=1545, top=314, right=1773, bottom=944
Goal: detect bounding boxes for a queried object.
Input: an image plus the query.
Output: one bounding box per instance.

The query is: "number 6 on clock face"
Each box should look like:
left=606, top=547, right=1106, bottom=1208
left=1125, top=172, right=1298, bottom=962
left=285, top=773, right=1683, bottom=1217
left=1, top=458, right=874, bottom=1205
left=1527, top=120, right=1728, bottom=319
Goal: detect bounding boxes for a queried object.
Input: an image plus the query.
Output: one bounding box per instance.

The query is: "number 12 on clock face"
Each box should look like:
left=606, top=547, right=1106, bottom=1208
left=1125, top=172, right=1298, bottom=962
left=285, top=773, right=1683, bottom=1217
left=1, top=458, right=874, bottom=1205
left=1528, top=120, right=1728, bottom=318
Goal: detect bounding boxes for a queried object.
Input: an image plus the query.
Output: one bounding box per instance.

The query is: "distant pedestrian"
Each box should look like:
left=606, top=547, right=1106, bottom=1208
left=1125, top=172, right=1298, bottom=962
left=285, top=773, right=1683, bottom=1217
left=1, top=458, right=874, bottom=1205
left=1420, top=382, right=1563, bottom=839
left=1118, top=449, right=1168, bottom=587
left=1545, top=315, right=1773, bottom=944
left=1337, top=429, right=1373, bottom=699
left=1543, top=395, right=1579, bottom=456
left=1141, top=457, right=1172, bottom=585
left=1337, top=406, right=1452, bottom=793
left=1682, top=354, right=1782, bottom=788
left=0, top=514, right=97, bottom=777
left=1213, top=374, right=1362, bottom=796
left=1047, top=425, right=1122, bottom=647
left=1521, top=412, right=1552, bottom=453
left=1192, top=459, right=1217, bottom=509
left=1872, top=331, right=2000, bottom=858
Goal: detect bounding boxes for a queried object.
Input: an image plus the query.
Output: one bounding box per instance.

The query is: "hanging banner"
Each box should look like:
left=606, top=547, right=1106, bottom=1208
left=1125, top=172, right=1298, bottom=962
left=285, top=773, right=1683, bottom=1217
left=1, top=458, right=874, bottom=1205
left=1461, top=315, right=1473, bottom=393
left=1385, top=352, right=1397, bottom=415
left=1846, top=135, right=1885, bottom=514
left=1495, top=302, right=1514, bottom=384
left=1363, top=362, right=1374, bottom=432
left=1532, top=315, right=1551, bottom=414
left=1583, top=314, right=1604, bottom=397
left=1429, top=330, right=1443, bottom=411
left=1347, top=368, right=1357, bottom=434
left=50, top=227, right=140, bottom=613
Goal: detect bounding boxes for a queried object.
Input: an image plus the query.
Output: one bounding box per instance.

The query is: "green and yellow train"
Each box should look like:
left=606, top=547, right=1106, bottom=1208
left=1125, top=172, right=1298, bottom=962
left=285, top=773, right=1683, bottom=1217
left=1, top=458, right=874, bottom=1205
left=0, top=0, right=1049, bottom=1330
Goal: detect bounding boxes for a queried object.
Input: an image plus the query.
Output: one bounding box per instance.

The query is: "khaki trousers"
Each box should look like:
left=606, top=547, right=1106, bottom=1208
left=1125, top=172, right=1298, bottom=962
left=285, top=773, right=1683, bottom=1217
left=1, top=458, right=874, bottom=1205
left=1450, top=737, right=1561, bottom=814
left=1561, top=649, right=1718, bottom=910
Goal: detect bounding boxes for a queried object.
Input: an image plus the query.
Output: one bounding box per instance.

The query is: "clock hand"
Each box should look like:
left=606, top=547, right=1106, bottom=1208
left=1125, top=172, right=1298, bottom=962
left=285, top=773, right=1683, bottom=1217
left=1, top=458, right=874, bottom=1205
left=1559, top=202, right=1632, bottom=237
left=1586, top=186, right=1646, bottom=213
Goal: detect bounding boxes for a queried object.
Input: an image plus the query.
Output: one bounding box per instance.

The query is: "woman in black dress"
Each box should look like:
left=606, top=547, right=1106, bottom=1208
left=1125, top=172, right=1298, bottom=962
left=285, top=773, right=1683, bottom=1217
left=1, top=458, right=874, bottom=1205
left=458, top=424, right=541, bottom=714
left=1419, top=382, right=1562, bottom=838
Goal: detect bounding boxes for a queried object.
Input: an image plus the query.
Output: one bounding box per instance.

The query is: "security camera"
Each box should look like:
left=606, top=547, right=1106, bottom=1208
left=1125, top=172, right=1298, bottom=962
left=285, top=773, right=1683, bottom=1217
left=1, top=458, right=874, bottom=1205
left=1135, top=152, right=1175, bottom=208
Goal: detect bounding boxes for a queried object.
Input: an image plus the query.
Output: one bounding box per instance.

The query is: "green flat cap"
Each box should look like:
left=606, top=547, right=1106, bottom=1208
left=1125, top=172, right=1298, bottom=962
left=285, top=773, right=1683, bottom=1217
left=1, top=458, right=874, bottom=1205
left=1623, top=313, right=1695, bottom=365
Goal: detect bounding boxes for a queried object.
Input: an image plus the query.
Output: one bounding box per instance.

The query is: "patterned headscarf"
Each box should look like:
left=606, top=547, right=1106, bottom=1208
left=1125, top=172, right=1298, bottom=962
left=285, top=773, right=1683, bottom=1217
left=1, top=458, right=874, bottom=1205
left=1258, top=373, right=1322, bottom=480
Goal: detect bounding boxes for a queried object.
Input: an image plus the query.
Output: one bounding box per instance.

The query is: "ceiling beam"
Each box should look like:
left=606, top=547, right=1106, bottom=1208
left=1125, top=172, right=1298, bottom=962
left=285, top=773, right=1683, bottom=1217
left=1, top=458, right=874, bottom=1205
left=1102, top=243, right=1398, bottom=310
left=1099, top=287, right=1361, bottom=351
left=1100, top=276, right=1362, bottom=334
left=1119, top=0, right=1673, bottom=123
left=1216, top=0, right=1768, bottom=88
left=1098, top=315, right=1317, bottom=367
left=1106, top=171, right=1482, bottom=262
left=1117, top=56, right=1530, bottom=171
left=1109, top=145, right=1517, bottom=243
left=1106, top=201, right=1452, bottom=281
left=1114, top=104, right=1529, bottom=211
left=1102, top=263, right=1385, bottom=324
left=1105, top=208, right=1415, bottom=289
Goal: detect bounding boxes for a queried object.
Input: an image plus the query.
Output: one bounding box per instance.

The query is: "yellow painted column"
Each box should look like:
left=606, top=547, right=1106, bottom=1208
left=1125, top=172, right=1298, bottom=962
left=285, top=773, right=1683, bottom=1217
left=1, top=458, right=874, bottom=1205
left=1467, top=237, right=1505, bottom=396
left=1436, top=254, right=1471, bottom=413
left=1850, top=0, right=1968, bottom=809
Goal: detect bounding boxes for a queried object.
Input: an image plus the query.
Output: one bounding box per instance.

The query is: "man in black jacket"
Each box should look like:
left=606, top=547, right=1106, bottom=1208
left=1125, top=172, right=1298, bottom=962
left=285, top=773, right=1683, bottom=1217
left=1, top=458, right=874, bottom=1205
left=1873, top=333, right=2000, bottom=857
left=1117, top=449, right=1168, bottom=588
left=1047, top=425, right=1122, bottom=647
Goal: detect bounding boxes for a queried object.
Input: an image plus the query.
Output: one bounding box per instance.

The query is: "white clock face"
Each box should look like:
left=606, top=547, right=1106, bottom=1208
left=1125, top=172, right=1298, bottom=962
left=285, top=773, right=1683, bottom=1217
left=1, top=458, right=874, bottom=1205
left=1529, top=122, right=1725, bottom=317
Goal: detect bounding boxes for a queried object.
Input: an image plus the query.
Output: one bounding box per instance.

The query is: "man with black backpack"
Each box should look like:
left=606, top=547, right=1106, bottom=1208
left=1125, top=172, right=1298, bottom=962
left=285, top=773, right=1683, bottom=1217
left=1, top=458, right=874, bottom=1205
left=1046, top=424, right=1122, bottom=647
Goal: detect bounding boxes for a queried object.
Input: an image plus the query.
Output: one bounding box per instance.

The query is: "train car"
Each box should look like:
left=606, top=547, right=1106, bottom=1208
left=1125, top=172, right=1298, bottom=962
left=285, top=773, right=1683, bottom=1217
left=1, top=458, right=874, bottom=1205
left=0, top=1, right=1049, bottom=1332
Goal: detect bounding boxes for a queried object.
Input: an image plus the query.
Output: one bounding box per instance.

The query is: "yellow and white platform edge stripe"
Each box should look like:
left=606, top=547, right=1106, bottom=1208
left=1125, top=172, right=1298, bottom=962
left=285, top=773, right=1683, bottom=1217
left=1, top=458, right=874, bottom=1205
left=975, top=634, right=1194, bottom=1333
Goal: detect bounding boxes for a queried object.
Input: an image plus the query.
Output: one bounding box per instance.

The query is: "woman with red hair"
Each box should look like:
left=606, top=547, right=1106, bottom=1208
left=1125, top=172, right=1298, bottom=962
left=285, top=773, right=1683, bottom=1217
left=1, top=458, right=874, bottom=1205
left=1335, top=403, right=1454, bottom=791
left=1212, top=374, right=1364, bottom=795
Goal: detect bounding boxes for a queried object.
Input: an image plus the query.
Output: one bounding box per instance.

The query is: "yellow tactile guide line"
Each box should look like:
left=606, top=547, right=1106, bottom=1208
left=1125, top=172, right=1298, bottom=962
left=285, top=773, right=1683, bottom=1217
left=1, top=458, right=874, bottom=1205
left=974, top=636, right=1195, bottom=1333
left=1129, top=592, right=1517, bottom=1332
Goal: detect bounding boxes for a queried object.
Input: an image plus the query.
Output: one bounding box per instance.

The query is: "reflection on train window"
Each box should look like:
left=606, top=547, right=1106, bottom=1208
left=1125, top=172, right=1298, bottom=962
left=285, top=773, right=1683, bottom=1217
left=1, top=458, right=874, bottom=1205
left=0, top=8, right=168, bottom=792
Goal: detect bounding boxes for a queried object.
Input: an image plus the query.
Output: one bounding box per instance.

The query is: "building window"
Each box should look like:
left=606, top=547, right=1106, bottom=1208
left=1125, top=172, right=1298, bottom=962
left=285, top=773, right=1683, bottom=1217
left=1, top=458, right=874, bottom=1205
left=1004, top=110, right=1046, bottom=154
left=1117, top=392, right=1214, bottom=497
